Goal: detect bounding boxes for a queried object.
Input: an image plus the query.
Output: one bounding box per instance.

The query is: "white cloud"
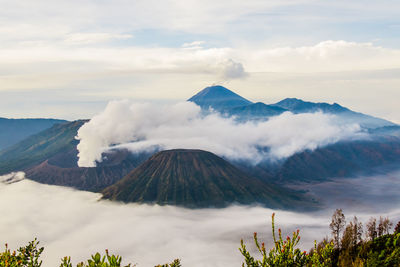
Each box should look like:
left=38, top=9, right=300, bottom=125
left=0, top=41, right=399, bottom=122
left=64, top=33, right=133, bottom=45
left=76, top=100, right=364, bottom=167
left=246, top=40, right=400, bottom=72
left=1, top=41, right=400, bottom=84
left=0, top=45, right=244, bottom=86
left=0, top=179, right=320, bottom=267
left=0, top=175, right=399, bottom=267
left=0, top=172, right=25, bottom=184
left=182, top=41, right=205, bottom=50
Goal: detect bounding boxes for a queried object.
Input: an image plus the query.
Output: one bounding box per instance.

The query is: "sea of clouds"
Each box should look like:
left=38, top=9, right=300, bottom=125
left=76, top=101, right=366, bottom=167
left=1, top=171, right=399, bottom=267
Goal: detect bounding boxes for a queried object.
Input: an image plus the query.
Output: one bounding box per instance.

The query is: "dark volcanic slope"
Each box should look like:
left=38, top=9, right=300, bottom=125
left=25, top=149, right=151, bottom=192
left=0, top=119, right=151, bottom=191
left=102, top=149, right=311, bottom=209
left=274, top=138, right=400, bottom=183
left=237, top=138, right=400, bottom=184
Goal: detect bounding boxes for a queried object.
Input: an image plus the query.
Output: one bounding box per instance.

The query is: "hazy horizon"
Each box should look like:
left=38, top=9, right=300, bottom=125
left=2, top=84, right=400, bottom=125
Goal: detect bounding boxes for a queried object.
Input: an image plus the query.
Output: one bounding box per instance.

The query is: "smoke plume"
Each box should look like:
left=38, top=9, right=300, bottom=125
left=218, top=59, right=248, bottom=80
left=76, top=100, right=366, bottom=167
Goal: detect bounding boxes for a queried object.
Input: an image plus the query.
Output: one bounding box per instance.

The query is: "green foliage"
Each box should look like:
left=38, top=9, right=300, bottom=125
left=1, top=242, right=180, bottom=267
left=60, top=251, right=181, bottom=267
left=239, top=213, right=308, bottom=266
left=0, top=239, right=44, bottom=267
left=357, top=233, right=400, bottom=266
left=309, top=240, right=334, bottom=267
left=239, top=212, right=399, bottom=267
left=333, top=215, right=399, bottom=266
left=60, top=250, right=132, bottom=267
left=154, top=259, right=181, bottom=267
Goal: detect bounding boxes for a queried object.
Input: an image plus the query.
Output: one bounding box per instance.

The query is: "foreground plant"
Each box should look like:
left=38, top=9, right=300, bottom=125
left=239, top=213, right=309, bottom=267
left=0, top=239, right=44, bottom=267
left=154, top=259, right=181, bottom=267
left=59, top=251, right=181, bottom=267
left=0, top=240, right=180, bottom=267
left=309, top=240, right=334, bottom=267
left=60, top=250, right=132, bottom=267
left=60, top=251, right=181, bottom=267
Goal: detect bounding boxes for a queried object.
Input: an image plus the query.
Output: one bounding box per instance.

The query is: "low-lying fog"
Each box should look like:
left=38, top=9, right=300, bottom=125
left=1, top=171, right=399, bottom=267
left=290, top=169, right=400, bottom=214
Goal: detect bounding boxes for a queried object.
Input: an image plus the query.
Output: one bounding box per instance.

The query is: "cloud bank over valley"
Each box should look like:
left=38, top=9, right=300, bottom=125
left=1, top=172, right=399, bottom=267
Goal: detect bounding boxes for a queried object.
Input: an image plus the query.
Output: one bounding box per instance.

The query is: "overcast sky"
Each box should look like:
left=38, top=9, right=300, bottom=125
left=1, top=0, right=400, bottom=122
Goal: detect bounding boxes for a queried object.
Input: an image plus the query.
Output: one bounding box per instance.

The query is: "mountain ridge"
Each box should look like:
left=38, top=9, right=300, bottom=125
left=0, top=117, right=67, bottom=151
left=187, top=86, right=396, bottom=128
left=273, top=98, right=349, bottom=113
left=0, top=120, right=85, bottom=175
left=272, top=98, right=395, bottom=129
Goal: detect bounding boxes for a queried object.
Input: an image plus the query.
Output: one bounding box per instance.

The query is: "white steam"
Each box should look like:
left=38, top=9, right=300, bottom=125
left=76, top=100, right=365, bottom=167
left=218, top=59, right=247, bottom=80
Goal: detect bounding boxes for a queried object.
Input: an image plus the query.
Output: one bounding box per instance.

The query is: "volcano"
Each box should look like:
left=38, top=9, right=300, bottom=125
left=188, top=85, right=252, bottom=111
left=102, top=149, right=311, bottom=209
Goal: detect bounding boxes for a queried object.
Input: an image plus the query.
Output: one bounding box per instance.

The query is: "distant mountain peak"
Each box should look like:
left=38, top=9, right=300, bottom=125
left=188, top=85, right=252, bottom=111
left=190, top=85, right=231, bottom=96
